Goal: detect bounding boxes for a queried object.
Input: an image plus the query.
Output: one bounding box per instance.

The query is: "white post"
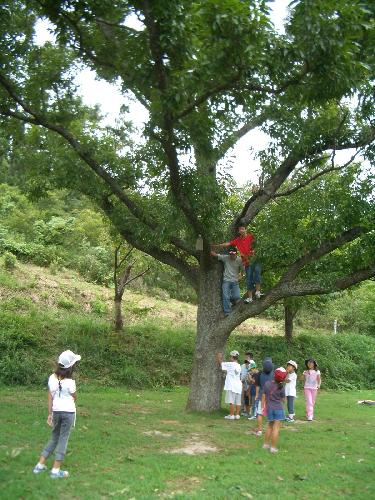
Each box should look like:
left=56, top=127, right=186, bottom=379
left=333, top=319, right=337, bottom=335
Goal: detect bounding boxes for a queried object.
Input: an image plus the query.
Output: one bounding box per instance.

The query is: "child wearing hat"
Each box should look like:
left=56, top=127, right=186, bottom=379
left=303, top=358, right=321, bottom=421
left=262, top=367, right=287, bottom=453
left=218, top=350, right=243, bottom=420
left=285, top=360, right=298, bottom=422
left=33, top=350, right=81, bottom=478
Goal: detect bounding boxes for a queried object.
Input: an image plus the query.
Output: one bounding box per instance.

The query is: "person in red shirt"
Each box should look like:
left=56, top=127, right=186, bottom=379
left=212, top=226, right=261, bottom=302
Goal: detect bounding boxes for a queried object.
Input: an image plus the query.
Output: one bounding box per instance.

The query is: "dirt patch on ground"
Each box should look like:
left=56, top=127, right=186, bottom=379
left=167, top=434, right=218, bottom=455
left=159, top=420, right=181, bottom=426
left=143, top=430, right=173, bottom=438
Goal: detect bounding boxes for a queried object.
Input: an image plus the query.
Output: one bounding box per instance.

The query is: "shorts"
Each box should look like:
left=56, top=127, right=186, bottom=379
left=267, top=409, right=285, bottom=422
left=225, top=390, right=242, bottom=405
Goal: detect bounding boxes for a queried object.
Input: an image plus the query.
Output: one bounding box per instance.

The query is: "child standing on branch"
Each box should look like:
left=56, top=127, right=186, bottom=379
left=33, top=350, right=81, bottom=478
left=210, top=246, right=244, bottom=316
left=212, top=226, right=261, bottom=303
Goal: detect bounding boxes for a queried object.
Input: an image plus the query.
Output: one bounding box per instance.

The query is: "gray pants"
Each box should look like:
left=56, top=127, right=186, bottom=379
left=41, top=411, right=75, bottom=461
left=287, top=396, right=295, bottom=415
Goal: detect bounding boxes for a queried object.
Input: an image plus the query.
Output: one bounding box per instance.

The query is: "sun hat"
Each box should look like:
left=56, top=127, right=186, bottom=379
left=230, top=350, right=239, bottom=357
left=228, top=246, right=237, bottom=254
left=287, top=360, right=298, bottom=370
left=274, top=367, right=287, bottom=383
left=58, top=350, right=81, bottom=369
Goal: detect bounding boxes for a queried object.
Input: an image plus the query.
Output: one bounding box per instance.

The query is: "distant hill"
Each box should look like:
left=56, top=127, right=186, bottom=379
left=1, top=261, right=375, bottom=390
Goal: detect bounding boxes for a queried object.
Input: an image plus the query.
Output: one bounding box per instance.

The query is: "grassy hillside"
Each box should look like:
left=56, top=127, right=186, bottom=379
left=1, top=262, right=375, bottom=390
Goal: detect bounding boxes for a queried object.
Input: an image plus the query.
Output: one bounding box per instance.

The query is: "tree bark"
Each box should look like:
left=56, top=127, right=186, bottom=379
left=284, top=302, right=297, bottom=342
left=114, top=297, right=123, bottom=331
left=186, top=260, right=231, bottom=411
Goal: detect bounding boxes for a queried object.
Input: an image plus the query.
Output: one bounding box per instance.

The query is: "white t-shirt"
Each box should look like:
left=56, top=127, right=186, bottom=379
left=285, top=371, right=297, bottom=397
left=221, top=362, right=242, bottom=394
left=48, top=374, right=76, bottom=412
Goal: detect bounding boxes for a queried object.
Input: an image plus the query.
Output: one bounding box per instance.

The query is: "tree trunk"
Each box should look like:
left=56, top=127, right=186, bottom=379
left=284, top=302, right=296, bottom=342
left=186, top=261, right=231, bottom=411
left=114, top=296, right=123, bottom=331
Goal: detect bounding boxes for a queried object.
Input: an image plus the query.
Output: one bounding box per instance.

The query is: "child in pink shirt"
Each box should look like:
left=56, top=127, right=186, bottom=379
left=303, top=358, right=321, bottom=421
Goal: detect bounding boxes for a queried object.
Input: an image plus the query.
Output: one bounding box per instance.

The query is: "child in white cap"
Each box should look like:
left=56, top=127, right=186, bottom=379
left=33, top=350, right=81, bottom=478
left=217, top=350, right=242, bottom=420
left=285, top=360, right=298, bottom=422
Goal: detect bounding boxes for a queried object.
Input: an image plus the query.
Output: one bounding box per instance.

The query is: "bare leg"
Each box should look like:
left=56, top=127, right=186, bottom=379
left=256, top=414, right=262, bottom=432
left=235, top=404, right=241, bottom=416
left=264, top=422, right=273, bottom=445
left=229, top=403, right=235, bottom=416
left=271, top=420, right=282, bottom=449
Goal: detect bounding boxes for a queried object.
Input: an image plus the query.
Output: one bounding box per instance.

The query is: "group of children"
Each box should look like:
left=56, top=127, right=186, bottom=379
left=34, top=348, right=320, bottom=479
left=220, top=350, right=321, bottom=453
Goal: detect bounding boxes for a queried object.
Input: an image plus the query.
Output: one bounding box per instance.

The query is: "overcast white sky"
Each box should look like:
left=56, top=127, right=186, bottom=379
left=35, top=1, right=292, bottom=185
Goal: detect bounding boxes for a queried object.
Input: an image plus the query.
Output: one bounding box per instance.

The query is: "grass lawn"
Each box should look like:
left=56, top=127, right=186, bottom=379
left=1, top=386, right=375, bottom=499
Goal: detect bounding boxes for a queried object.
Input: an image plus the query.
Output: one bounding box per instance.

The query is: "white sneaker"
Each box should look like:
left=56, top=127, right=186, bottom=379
left=244, top=297, right=253, bottom=303
left=224, top=415, right=235, bottom=420
left=235, top=415, right=240, bottom=420
left=270, top=447, right=278, bottom=453
left=307, top=416, right=313, bottom=421
left=255, top=291, right=261, bottom=299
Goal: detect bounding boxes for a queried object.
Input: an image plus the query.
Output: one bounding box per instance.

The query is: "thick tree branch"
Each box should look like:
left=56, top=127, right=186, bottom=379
left=118, top=226, right=199, bottom=291
left=274, top=265, right=375, bottom=298
left=234, top=127, right=375, bottom=228
left=101, top=198, right=199, bottom=290
left=273, top=150, right=361, bottom=199
left=220, top=264, right=375, bottom=334
left=213, top=110, right=270, bottom=162
left=0, top=73, right=198, bottom=259
left=176, top=62, right=310, bottom=125
left=142, top=0, right=206, bottom=238
left=278, top=226, right=367, bottom=284
left=175, top=76, right=268, bottom=122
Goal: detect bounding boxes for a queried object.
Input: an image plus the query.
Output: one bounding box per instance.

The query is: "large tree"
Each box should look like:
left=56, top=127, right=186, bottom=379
left=0, top=0, right=374, bottom=410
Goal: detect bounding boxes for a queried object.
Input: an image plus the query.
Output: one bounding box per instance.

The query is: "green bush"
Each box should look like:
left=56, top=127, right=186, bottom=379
left=228, top=332, right=375, bottom=390
left=90, top=299, right=108, bottom=315
left=3, top=251, right=17, bottom=270
left=76, top=250, right=111, bottom=284
left=57, top=297, right=76, bottom=310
